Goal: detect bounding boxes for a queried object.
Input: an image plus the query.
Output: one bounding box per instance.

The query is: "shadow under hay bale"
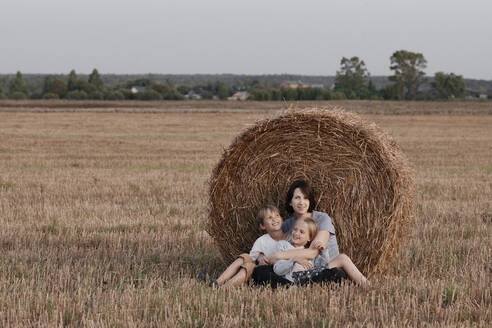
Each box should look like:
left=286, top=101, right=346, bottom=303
left=208, top=107, right=415, bottom=276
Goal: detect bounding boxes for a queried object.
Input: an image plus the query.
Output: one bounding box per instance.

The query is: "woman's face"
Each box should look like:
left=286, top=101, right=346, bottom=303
left=290, top=188, right=310, bottom=216
left=291, top=220, right=311, bottom=247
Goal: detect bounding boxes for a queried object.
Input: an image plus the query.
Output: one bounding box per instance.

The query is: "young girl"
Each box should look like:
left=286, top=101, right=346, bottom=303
left=273, top=217, right=318, bottom=282
left=274, top=217, right=368, bottom=286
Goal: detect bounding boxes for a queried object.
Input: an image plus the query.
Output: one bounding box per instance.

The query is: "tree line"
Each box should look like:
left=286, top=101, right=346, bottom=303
left=0, top=50, right=486, bottom=101
left=251, top=50, right=472, bottom=101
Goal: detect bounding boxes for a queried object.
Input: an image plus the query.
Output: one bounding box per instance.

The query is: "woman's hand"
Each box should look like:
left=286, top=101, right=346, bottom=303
left=310, top=231, right=329, bottom=250
left=311, top=240, right=325, bottom=251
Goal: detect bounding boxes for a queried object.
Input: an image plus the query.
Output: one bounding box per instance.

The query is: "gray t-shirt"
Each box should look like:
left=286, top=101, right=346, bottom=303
left=281, top=211, right=339, bottom=263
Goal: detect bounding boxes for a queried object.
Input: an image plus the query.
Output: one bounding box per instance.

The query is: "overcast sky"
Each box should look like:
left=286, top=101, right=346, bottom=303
left=1, top=0, right=491, bottom=79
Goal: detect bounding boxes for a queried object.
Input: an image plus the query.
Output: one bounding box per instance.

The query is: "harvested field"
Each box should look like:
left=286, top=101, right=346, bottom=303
left=1, top=99, right=492, bottom=115
left=0, top=102, right=490, bottom=327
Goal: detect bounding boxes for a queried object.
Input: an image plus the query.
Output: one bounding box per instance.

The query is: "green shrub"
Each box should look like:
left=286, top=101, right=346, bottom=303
left=89, top=91, right=104, bottom=100
left=9, top=91, right=27, bottom=100
left=105, top=91, right=125, bottom=100
left=330, top=91, right=346, bottom=100
left=42, top=93, right=59, bottom=99
left=119, top=89, right=134, bottom=100
left=137, top=90, right=163, bottom=101
left=65, top=90, right=88, bottom=100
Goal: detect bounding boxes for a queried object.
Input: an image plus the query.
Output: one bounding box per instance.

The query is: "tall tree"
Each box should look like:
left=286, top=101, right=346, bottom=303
left=88, top=68, right=104, bottom=90
left=431, top=72, right=466, bottom=99
left=334, top=57, right=369, bottom=99
left=366, top=79, right=380, bottom=99
left=214, top=81, right=229, bottom=100
left=389, top=50, right=427, bottom=100
left=67, top=69, right=79, bottom=91
left=9, top=71, right=29, bottom=96
left=43, top=76, right=67, bottom=98
left=42, top=76, right=53, bottom=94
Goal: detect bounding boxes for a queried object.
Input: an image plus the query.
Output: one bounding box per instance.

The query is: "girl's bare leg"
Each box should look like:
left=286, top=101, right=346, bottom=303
left=216, top=258, right=244, bottom=285
left=328, top=254, right=368, bottom=286
left=222, top=268, right=247, bottom=287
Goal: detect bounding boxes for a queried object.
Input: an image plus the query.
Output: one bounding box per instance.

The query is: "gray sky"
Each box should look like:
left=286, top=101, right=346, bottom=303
left=1, top=0, right=491, bottom=79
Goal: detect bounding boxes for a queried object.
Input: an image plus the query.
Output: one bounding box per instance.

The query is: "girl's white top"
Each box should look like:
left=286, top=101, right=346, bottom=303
left=272, top=240, right=312, bottom=282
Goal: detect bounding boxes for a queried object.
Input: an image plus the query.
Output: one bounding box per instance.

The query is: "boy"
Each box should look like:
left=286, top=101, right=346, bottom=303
left=211, top=205, right=286, bottom=287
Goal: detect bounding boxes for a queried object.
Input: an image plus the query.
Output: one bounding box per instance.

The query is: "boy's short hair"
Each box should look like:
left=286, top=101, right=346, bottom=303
left=257, top=204, right=280, bottom=225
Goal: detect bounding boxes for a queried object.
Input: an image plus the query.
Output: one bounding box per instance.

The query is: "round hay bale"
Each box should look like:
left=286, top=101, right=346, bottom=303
left=208, top=107, right=415, bottom=276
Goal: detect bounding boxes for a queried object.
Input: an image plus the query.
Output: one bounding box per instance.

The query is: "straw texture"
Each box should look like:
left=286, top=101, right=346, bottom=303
left=208, top=107, right=415, bottom=276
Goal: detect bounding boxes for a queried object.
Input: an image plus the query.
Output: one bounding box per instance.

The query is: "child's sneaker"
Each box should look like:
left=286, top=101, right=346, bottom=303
left=197, top=271, right=208, bottom=283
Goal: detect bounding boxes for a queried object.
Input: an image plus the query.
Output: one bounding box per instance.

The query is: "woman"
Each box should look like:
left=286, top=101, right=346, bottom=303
left=252, top=180, right=348, bottom=288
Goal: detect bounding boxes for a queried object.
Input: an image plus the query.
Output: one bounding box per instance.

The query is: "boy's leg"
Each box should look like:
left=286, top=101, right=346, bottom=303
left=216, top=258, right=244, bottom=285
left=223, top=261, right=255, bottom=287
left=223, top=268, right=248, bottom=287
left=328, top=254, right=368, bottom=286
left=216, top=254, right=253, bottom=285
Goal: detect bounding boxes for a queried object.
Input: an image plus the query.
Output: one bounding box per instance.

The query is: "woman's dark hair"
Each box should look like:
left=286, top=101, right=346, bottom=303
left=285, top=180, right=316, bottom=214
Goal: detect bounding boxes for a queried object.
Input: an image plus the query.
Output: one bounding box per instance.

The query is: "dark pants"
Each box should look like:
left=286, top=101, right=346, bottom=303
left=252, top=265, right=291, bottom=289
left=296, top=267, right=348, bottom=286
left=252, top=265, right=348, bottom=289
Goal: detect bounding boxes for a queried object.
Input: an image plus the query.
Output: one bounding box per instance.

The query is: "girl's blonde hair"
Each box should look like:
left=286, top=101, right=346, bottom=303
left=295, top=217, right=318, bottom=243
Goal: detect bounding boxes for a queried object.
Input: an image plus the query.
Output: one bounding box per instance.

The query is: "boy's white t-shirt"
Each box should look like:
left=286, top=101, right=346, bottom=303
left=249, top=234, right=280, bottom=261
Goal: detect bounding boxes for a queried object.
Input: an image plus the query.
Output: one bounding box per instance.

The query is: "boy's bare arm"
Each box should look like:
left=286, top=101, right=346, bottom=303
left=268, top=230, right=331, bottom=263
left=268, top=248, right=319, bottom=263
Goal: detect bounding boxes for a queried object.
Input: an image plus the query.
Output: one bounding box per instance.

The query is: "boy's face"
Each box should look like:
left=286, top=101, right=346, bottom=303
left=260, top=210, right=283, bottom=233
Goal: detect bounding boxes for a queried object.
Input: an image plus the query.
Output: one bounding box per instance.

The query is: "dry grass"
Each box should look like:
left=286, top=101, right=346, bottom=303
left=0, top=106, right=491, bottom=327
left=1, top=99, right=492, bottom=115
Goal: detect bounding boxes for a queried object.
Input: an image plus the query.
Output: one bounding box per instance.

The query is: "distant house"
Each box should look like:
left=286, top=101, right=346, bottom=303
left=184, top=90, right=202, bottom=100
left=131, top=86, right=146, bottom=94
left=280, top=81, right=323, bottom=89
left=466, top=93, right=489, bottom=100
left=280, top=80, right=309, bottom=89
left=228, top=91, right=249, bottom=101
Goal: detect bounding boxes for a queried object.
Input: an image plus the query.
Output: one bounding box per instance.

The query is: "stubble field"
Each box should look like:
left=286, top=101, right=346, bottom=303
left=0, top=101, right=491, bottom=327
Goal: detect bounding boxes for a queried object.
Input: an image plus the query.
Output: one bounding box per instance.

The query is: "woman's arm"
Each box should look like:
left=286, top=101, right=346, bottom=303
left=310, top=230, right=330, bottom=250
